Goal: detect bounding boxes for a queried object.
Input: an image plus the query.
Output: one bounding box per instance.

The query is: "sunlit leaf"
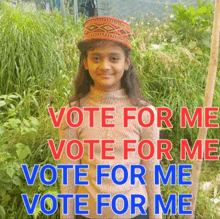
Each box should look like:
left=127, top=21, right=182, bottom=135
left=188, top=5, right=195, bottom=16
left=29, top=117, right=39, bottom=126
left=23, top=118, right=30, bottom=127
left=0, top=95, right=7, bottom=100
left=44, top=191, right=59, bottom=209
left=8, top=95, right=19, bottom=99
left=33, top=204, right=41, bottom=219
left=0, top=127, right=4, bottom=135
left=196, top=6, right=207, bottom=15
left=6, top=167, right=15, bottom=178
left=12, top=176, right=22, bottom=186
left=15, top=143, right=31, bottom=160
left=0, top=101, right=6, bottom=107
left=32, top=96, right=39, bottom=108
left=0, top=205, right=6, bottom=219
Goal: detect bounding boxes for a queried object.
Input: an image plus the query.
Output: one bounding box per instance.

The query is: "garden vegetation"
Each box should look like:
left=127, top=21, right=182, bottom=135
left=0, top=0, right=219, bottom=218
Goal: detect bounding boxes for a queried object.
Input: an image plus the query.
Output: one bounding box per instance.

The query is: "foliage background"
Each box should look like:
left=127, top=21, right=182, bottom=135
left=0, top=0, right=219, bottom=218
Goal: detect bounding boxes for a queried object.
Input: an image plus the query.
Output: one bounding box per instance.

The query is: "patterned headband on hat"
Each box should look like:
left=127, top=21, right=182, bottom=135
left=82, top=16, right=132, bottom=50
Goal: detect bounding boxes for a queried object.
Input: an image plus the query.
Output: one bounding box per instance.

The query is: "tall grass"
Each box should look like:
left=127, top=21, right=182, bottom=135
left=130, top=20, right=220, bottom=161
left=0, top=1, right=64, bottom=94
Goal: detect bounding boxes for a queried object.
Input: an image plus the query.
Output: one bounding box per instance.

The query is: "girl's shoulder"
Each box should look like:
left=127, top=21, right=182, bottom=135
left=137, top=99, right=157, bottom=119
left=69, top=100, right=79, bottom=108
left=136, top=97, right=155, bottom=109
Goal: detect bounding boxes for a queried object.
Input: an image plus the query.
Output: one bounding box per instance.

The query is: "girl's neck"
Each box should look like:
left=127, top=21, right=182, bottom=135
left=92, top=81, right=122, bottom=92
left=86, top=85, right=128, bottom=105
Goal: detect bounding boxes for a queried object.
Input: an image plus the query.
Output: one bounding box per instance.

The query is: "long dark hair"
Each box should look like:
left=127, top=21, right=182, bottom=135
left=69, top=39, right=150, bottom=106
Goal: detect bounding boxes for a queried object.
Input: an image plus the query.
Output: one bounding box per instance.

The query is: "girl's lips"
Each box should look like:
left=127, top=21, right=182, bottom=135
left=99, top=74, right=112, bottom=78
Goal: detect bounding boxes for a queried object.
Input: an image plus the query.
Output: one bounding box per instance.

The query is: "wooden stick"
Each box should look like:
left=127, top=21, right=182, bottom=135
left=74, top=0, right=78, bottom=23
left=60, top=0, right=66, bottom=18
left=186, top=0, right=220, bottom=218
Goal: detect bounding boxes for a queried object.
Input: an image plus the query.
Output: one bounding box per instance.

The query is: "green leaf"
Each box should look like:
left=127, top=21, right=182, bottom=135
left=0, top=187, right=6, bottom=197
left=0, top=205, right=6, bottom=219
left=202, top=38, right=211, bottom=48
left=29, top=117, right=39, bottom=126
left=23, top=118, right=30, bottom=127
left=2, top=194, right=11, bottom=204
left=0, top=95, right=7, bottom=100
left=172, top=4, right=181, bottom=13
left=12, top=176, right=22, bottom=186
left=21, top=126, right=29, bottom=135
left=6, top=167, right=15, bottom=178
left=188, top=41, right=197, bottom=49
left=16, top=143, right=31, bottom=160
left=0, top=171, right=11, bottom=183
left=3, top=183, right=12, bottom=191
left=32, top=96, right=39, bottom=108
left=0, top=127, right=4, bottom=135
left=9, top=103, right=15, bottom=110
left=0, top=101, right=6, bottom=107
left=33, top=204, right=41, bottom=219
left=4, top=118, right=21, bottom=129
left=30, top=127, right=37, bottom=133
left=8, top=94, right=19, bottom=99
left=27, top=128, right=37, bottom=138
left=196, top=6, right=207, bottom=15
left=188, top=5, right=195, bottom=16
left=44, top=191, right=59, bottom=209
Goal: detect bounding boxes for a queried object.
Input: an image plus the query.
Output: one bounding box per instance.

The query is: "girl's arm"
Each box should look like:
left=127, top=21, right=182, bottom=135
left=59, top=105, right=80, bottom=219
left=140, top=105, right=162, bottom=219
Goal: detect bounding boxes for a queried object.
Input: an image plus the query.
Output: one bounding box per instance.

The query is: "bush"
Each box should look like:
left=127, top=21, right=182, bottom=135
left=0, top=1, right=219, bottom=218
left=168, top=0, right=214, bottom=46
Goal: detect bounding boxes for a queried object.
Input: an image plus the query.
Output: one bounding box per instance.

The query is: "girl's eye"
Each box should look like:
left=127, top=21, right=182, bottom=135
left=111, top=57, right=120, bottom=62
left=93, top=57, right=100, bottom=62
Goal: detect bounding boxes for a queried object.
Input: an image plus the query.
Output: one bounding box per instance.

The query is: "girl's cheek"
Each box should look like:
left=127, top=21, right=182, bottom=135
left=94, top=65, right=100, bottom=71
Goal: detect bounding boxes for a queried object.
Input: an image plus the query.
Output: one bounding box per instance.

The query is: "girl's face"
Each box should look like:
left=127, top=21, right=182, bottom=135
left=83, top=41, right=130, bottom=92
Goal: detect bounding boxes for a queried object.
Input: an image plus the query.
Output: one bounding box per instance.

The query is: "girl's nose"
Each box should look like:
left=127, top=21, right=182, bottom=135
left=100, top=59, right=111, bottom=70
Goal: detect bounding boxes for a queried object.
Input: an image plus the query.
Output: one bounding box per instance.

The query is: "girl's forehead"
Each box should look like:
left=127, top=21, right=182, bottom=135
left=88, top=41, right=124, bottom=54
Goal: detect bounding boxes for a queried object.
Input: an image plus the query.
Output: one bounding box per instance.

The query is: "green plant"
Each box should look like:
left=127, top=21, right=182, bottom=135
left=169, top=0, right=214, bottom=46
left=0, top=1, right=64, bottom=94
left=0, top=81, right=40, bottom=123
left=0, top=114, right=39, bottom=217
left=0, top=105, right=60, bottom=218
left=0, top=4, right=219, bottom=218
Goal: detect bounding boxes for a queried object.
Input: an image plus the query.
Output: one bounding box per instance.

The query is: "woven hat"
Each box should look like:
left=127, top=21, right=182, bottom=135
left=79, top=16, right=132, bottom=50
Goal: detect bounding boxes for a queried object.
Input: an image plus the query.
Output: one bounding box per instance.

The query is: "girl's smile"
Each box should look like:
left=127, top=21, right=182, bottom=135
left=83, top=42, right=130, bottom=92
left=99, top=74, right=112, bottom=78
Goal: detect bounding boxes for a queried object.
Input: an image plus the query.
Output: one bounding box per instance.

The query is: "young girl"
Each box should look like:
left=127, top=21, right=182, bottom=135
left=59, top=17, right=162, bottom=219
